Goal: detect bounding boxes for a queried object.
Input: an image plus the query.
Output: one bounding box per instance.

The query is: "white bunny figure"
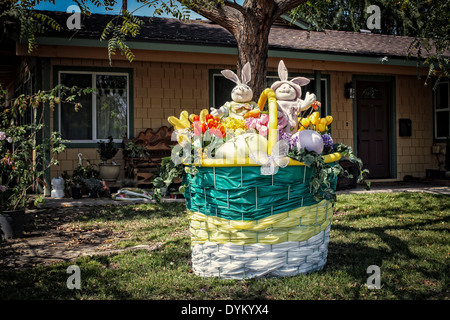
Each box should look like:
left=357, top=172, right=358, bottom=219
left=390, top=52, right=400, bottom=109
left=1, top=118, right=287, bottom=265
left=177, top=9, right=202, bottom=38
left=211, top=62, right=259, bottom=120
left=271, top=60, right=317, bottom=133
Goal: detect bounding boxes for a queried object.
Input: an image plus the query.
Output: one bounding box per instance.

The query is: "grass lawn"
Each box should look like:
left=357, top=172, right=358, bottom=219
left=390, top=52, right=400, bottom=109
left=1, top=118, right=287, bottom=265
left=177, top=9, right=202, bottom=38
left=0, top=192, right=448, bottom=302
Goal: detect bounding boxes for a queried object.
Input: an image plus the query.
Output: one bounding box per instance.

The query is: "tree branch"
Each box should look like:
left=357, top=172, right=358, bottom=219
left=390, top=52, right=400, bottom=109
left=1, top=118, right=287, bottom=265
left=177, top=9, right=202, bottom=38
left=273, top=0, right=307, bottom=18
left=225, top=0, right=247, bottom=16
left=180, top=0, right=243, bottom=32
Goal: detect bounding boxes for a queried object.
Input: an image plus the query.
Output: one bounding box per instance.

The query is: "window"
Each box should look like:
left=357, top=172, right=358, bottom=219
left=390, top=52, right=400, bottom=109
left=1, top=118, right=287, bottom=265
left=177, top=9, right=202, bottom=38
left=211, top=71, right=329, bottom=115
left=361, top=87, right=382, bottom=99
left=434, top=81, right=450, bottom=139
left=58, top=70, right=129, bottom=142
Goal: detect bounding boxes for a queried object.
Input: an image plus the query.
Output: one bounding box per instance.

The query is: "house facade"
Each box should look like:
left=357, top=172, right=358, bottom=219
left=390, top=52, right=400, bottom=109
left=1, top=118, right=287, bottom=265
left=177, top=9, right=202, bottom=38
left=2, top=12, right=447, bottom=194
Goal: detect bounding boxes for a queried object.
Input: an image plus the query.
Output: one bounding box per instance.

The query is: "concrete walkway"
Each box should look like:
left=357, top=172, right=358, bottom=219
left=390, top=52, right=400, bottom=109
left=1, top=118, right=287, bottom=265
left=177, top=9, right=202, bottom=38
left=337, top=182, right=450, bottom=196
left=37, top=181, right=450, bottom=208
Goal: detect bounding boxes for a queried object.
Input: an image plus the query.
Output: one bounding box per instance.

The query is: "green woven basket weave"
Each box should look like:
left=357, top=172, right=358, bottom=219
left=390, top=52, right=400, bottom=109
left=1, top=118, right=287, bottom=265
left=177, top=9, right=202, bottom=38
left=184, top=165, right=337, bottom=279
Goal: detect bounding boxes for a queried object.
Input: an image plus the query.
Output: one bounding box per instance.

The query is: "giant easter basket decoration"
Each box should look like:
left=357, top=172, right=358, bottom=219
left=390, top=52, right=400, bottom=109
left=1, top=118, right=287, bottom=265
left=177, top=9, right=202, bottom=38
left=175, top=88, right=342, bottom=279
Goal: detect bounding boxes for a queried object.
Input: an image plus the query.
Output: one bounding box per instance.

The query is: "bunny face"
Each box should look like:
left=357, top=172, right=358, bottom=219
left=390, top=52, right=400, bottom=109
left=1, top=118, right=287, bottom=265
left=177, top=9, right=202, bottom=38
left=275, top=83, right=297, bottom=101
left=271, top=60, right=310, bottom=101
left=231, top=84, right=253, bottom=103
left=221, top=62, right=254, bottom=103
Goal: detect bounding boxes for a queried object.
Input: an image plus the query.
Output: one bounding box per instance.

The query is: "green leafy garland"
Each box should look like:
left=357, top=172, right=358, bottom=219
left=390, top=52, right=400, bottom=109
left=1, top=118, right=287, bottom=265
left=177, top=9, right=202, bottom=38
left=333, top=143, right=371, bottom=188
left=151, top=142, right=370, bottom=204
left=288, top=143, right=370, bottom=203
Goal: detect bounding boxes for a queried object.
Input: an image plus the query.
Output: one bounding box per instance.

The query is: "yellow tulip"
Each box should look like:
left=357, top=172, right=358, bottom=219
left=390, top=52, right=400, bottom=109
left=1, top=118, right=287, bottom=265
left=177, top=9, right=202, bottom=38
left=320, top=118, right=327, bottom=125
left=300, top=117, right=311, bottom=128
left=316, top=123, right=326, bottom=132
left=310, top=113, right=320, bottom=125
left=325, top=115, right=333, bottom=125
left=199, top=109, right=209, bottom=122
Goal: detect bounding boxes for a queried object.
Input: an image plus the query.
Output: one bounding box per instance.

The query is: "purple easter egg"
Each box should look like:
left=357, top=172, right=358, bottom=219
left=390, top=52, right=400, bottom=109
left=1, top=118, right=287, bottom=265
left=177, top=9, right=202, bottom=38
left=292, top=129, right=324, bottom=154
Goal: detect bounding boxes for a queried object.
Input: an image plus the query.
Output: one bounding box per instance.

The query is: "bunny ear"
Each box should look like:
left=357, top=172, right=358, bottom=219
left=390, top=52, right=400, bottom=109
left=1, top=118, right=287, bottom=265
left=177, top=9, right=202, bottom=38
left=278, top=60, right=288, bottom=81
left=221, top=69, right=241, bottom=84
left=241, top=62, right=251, bottom=85
left=291, top=77, right=310, bottom=87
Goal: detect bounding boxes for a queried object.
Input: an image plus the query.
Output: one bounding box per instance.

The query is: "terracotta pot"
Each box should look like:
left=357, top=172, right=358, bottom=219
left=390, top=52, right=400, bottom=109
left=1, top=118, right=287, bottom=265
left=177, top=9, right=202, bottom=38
left=0, top=208, right=25, bottom=240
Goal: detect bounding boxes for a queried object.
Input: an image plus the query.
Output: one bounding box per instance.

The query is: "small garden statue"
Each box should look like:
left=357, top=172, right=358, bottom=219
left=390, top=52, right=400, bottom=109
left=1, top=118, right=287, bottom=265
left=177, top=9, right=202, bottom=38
left=271, top=60, right=317, bottom=133
left=210, top=62, right=260, bottom=120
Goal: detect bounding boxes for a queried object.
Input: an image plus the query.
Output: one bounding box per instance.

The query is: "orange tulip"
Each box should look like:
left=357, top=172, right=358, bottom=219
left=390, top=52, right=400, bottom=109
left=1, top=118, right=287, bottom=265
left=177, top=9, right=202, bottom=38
left=191, top=115, right=200, bottom=122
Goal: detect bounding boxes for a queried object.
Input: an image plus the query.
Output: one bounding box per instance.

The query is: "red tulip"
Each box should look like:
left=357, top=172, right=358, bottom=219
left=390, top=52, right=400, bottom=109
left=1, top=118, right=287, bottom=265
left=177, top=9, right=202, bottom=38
left=192, top=121, right=207, bottom=136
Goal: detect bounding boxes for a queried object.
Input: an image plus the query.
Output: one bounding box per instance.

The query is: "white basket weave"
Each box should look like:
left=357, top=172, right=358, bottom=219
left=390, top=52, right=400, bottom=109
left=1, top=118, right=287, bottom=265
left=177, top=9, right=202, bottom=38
left=191, top=225, right=330, bottom=279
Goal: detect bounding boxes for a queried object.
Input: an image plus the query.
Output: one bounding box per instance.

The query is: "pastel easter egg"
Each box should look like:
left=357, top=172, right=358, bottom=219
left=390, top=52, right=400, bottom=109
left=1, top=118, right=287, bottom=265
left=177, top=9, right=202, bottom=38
left=215, top=133, right=268, bottom=163
left=292, top=129, right=324, bottom=154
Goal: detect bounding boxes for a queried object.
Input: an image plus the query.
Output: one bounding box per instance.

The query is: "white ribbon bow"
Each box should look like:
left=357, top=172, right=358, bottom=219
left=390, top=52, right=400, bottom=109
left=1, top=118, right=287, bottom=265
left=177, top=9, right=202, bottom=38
left=249, top=139, right=290, bottom=175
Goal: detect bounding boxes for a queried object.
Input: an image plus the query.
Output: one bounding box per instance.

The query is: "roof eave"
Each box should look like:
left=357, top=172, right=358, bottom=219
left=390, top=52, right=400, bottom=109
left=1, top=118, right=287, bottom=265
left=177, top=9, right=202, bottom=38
left=30, top=35, right=423, bottom=67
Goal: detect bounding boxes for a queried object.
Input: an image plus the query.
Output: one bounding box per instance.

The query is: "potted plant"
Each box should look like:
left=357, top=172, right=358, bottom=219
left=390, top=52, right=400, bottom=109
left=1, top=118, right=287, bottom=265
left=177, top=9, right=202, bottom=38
left=97, top=136, right=120, bottom=181
left=62, top=170, right=81, bottom=199
left=62, top=158, right=100, bottom=199
left=122, top=139, right=150, bottom=179
left=83, top=177, right=104, bottom=198
left=152, top=156, right=185, bottom=201
left=0, top=85, right=69, bottom=240
left=73, top=160, right=100, bottom=195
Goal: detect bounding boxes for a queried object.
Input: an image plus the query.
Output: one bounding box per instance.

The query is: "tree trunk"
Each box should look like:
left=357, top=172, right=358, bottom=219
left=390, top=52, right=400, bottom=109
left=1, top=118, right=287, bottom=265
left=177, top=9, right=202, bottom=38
left=183, top=0, right=306, bottom=97
left=235, top=9, right=275, bottom=99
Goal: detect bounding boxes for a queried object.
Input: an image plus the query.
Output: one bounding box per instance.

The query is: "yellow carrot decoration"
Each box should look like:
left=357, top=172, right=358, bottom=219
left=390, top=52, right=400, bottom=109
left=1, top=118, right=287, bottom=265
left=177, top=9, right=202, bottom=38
left=243, top=109, right=261, bottom=119
left=168, top=110, right=190, bottom=130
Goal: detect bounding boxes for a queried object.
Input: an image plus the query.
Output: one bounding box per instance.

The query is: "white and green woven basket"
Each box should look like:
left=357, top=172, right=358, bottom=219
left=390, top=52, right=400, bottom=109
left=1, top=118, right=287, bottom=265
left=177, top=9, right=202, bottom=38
left=182, top=89, right=340, bottom=279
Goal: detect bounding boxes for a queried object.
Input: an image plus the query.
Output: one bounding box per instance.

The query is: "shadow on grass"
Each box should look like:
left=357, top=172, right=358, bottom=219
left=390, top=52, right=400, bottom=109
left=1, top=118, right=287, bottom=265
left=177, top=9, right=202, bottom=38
left=2, top=194, right=448, bottom=300
left=0, top=237, right=191, bottom=299
left=73, top=202, right=188, bottom=222
left=326, top=211, right=449, bottom=299
left=17, top=202, right=187, bottom=238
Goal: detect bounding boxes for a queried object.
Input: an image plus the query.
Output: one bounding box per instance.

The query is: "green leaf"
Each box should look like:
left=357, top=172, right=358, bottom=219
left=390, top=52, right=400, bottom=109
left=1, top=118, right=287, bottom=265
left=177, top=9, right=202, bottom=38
left=303, top=154, right=315, bottom=167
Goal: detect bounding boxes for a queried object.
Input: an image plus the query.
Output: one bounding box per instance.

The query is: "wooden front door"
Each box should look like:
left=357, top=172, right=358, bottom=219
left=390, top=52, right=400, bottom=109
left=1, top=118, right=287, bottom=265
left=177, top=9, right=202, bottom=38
left=356, top=80, right=391, bottom=178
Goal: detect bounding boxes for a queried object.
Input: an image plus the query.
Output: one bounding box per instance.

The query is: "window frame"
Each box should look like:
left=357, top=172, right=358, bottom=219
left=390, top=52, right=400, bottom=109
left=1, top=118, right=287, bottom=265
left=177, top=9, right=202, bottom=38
left=433, top=80, right=450, bottom=140
left=54, top=66, right=134, bottom=147
left=209, top=69, right=330, bottom=116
